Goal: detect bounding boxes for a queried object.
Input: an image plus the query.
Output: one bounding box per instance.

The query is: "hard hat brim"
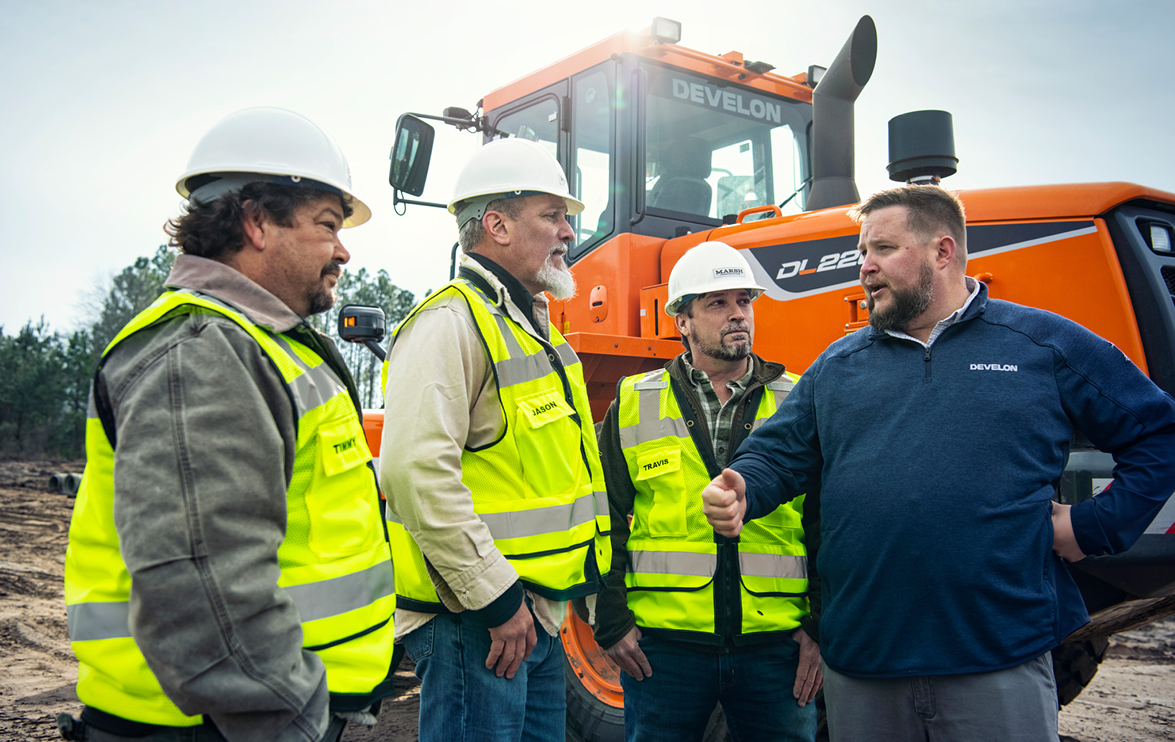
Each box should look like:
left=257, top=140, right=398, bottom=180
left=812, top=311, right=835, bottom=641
left=665, top=287, right=766, bottom=316
left=176, top=168, right=371, bottom=228
left=446, top=189, right=585, bottom=217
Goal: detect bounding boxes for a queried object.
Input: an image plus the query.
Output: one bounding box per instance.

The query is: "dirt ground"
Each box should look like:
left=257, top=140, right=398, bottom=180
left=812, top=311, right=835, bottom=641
left=1, top=458, right=1172, bottom=742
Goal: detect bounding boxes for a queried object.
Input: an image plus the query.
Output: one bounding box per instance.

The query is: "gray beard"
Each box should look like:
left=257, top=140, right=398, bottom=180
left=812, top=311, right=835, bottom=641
left=868, top=261, right=935, bottom=334
left=535, top=262, right=577, bottom=300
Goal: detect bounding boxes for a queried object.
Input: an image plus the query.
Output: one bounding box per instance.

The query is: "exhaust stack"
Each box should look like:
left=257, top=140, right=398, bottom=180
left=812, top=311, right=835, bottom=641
left=807, top=16, right=877, bottom=211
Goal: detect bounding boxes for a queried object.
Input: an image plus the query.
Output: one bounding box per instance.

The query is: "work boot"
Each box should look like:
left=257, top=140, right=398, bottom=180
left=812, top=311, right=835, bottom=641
left=56, top=712, right=87, bottom=740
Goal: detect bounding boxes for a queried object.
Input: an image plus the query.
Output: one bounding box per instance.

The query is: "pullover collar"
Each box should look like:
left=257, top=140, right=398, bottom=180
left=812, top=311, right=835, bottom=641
left=869, top=278, right=989, bottom=344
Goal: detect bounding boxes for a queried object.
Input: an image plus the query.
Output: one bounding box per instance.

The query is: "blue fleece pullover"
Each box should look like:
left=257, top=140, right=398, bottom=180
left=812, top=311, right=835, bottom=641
left=732, top=284, right=1175, bottom=678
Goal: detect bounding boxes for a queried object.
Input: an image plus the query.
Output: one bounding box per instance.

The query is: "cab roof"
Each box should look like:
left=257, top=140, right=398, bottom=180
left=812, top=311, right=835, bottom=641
left=481, top=27, right=815, bottom=113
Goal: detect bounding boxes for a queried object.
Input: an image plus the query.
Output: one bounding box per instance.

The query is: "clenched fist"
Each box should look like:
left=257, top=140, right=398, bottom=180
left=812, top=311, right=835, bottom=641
left=702, top=469, right=746, bottom=537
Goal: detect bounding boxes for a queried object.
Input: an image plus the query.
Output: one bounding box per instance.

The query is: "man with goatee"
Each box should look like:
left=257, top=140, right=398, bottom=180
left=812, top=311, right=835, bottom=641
left=594, top=241, right=822, bottom=742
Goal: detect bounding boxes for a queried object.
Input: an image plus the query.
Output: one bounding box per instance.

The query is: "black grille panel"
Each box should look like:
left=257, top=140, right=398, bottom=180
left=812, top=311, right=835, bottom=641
left=1163, top=266, right=1175, bottom=296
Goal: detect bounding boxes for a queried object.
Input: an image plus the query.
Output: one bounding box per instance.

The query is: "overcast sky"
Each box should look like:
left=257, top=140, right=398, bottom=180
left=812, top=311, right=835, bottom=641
left=3, top=0, right=1173, bottom=334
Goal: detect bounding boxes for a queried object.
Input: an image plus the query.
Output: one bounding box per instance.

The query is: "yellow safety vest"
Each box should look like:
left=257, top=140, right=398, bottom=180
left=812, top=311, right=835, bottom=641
left=383, top=278, right=611, bottom=612
left=64, top=289, right=395, bottom=726
left=618, top=367, right=808, bottom=639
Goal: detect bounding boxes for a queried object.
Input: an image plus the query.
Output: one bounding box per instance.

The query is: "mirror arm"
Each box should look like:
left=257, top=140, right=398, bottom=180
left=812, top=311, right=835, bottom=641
left=409, top=111, right=483, bottom=132
left=361, top=339, right=387, bottom=362
left=392, top=190, right=448, bottom=210
left=404, top=110, right=505, bottom=138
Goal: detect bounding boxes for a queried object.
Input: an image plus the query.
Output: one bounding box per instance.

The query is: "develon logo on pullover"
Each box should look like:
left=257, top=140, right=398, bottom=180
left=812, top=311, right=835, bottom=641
left=970, top=363, right=1019, bottom=372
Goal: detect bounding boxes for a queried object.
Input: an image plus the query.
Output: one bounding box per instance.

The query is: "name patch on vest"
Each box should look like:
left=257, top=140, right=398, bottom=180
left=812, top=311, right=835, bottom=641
left=634, top=446, right=682, bottom=481
left=642, top=458, right=670, bottom=473
left=318, top=420, right=371, bottom=477
left=519, top=390, right=573, bottom=429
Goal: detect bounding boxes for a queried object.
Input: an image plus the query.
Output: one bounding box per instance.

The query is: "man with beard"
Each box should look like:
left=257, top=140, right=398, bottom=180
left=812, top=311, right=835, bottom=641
left=61, top=108, right=397, bottom=742
left=702, top=185, right=1175, bottom=742
left=592, top=241, right=822, bottom=742
left=381, top=137, right=611, bottom=742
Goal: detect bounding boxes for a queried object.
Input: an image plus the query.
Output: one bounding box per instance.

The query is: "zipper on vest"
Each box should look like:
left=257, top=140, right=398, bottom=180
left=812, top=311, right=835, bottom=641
left=924, top=345, right=932, bottom=383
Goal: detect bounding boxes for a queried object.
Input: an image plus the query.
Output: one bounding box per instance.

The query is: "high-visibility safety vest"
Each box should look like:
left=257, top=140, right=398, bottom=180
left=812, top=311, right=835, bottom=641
left=64, top=289, right=395, bottom=727
left=618, top=367, right=808, bottom=639
left=383, top=277, right=611, bottom=612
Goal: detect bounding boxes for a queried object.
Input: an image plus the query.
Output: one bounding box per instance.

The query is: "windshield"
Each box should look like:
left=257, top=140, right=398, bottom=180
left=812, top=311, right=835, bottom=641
left=644, top=63, right=812, bottom=220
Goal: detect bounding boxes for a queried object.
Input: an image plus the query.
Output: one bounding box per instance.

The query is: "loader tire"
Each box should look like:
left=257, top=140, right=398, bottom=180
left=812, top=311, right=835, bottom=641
left=565, top=650, right=624, bottom=742
left=1052, top=636, right=1109, bottom=706
left=561, top=608, right=732, bottom=742
left=562, top=609, right=624, bottom=742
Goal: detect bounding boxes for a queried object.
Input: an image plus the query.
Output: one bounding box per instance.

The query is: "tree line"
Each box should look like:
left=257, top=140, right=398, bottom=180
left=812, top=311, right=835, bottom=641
left=0, top=246, right=416, bottom=459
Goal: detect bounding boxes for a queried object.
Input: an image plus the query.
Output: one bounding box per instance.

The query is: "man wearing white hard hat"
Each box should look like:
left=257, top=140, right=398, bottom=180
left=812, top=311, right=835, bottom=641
left=592, top=241, right=822, bottom=741
left=61, top=108, right=396, bottom=742
left=380, top=137, right=611, bottom=741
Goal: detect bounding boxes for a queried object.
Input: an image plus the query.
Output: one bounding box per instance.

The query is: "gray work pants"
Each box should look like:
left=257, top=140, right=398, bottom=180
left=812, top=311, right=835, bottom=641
left=822, top=653, right=1059, bottom=742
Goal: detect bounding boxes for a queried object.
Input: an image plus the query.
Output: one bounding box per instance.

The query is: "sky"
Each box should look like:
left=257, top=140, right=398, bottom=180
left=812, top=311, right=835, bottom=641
left=3, top=0, right=1174, bottom=334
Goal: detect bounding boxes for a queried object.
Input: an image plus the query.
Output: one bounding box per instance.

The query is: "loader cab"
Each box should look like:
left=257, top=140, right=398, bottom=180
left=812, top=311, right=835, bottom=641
left=392, top=23, right=816, bottom=265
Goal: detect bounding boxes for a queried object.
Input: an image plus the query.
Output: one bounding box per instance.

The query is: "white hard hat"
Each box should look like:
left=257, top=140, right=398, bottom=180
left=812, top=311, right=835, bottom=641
left=176, top=107, right=371, bottom=228
left=448, top=137, right=585, bottom=227
left=666, top=241, right=768, bottom=315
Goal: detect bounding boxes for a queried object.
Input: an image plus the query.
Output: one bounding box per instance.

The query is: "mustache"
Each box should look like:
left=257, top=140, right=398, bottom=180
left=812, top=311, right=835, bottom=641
left=722, top=322, right=750, bottom=336
left=321, top=261, right=343, bottom=279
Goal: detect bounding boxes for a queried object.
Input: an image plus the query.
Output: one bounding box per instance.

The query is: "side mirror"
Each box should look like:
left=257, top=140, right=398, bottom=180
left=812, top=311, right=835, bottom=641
left=390, top=114, right=436, bottom=197
left=338, top=304, right=388, bottom=361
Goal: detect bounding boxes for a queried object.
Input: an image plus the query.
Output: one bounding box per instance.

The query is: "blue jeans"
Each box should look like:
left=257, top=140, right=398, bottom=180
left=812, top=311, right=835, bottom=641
left=402, top=609, right=565, bottom=742
left=620, top=633, right=816, bottom=742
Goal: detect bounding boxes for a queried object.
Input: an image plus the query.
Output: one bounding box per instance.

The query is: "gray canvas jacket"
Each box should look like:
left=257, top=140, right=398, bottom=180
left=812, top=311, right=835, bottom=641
left=93, top=254, right=366, bottom=741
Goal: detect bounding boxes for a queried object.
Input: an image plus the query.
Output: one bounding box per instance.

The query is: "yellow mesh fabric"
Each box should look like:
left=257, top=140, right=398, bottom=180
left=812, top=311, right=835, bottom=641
left=384, top=280, right=608, bottom=599
left=620, top=368, right=807, bottom=635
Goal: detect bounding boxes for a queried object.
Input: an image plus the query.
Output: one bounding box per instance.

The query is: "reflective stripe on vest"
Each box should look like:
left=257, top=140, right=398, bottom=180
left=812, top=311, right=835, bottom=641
left=751, top=378, right=796, bottom=432
left=64, top=290, right=395, bottom=726
left=620, top=367, right=807, bottom=636
left=383, top=278, right=611, bottom=609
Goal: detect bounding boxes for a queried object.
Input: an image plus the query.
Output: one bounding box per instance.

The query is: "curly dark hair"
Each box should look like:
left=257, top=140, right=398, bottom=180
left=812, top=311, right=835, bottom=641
left=165, top=182, right=354, bottom=261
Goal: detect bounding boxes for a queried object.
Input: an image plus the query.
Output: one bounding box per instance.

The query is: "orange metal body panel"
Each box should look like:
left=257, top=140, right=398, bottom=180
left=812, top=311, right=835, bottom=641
left=482, top=31, right=812, bottom=115
left=958, top=182, right=1175, bottom=222
left=557, top=182, right=1175, bottom=413
left=362, top=411, right=383, bottom=459
left=558, top=233, right=667, bottom=338
left=965, top=219, right=1146, bottom=372
left=362, top=410, right=386, bottom=495
left=563, top=332, right=684, bottom=420
left=638, top=284, right=677, bottom=339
